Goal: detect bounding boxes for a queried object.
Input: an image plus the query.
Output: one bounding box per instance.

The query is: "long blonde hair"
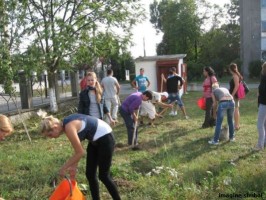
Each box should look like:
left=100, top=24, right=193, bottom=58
left=261, top=62, right=266, bottom=76
left=87, top=72, right=103, bottom=103
left=0, top=114, right=13, bottom=135
left=229, top=63, right=243, bottom=80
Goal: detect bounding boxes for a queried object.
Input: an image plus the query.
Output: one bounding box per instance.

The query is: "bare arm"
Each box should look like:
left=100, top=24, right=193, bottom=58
left=212, top=93, right=217, bottom=119
left=231, top=75, right=240, bottom=97
left=161, top=73, right=166, bottom=83
left=147, top=79, right=151, bottom=88
left=59, top=121, right=86, bottom=178
left=131, top=80, right=137, bottom=89
left=115, top=82, right=120, bottom=95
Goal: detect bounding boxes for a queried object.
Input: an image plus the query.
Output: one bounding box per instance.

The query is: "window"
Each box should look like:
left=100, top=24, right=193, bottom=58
left=262, top=0, right=266, bottom=7
left=262, top=21, right=266, bottom=32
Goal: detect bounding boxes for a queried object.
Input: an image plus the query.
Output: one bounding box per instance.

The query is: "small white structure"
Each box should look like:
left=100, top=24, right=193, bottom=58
left=134, top=54, right=187, bottom=95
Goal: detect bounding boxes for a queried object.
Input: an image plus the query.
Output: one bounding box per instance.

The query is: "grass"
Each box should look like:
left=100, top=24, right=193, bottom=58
left=1, top=89, right=265, bottom=200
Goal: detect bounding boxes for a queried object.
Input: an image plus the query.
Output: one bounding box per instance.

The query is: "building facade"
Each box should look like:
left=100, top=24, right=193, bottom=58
left=240, top=0, right=266, bottom=78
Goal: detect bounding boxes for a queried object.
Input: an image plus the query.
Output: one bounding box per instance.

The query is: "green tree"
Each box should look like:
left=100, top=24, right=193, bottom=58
left=17, top=0, right=144, bottom=112
left=198, top=23, right=240, bottom=77
left=0, top=0, right=26, bottom=94
left=150, top=0, right=201, bottom=61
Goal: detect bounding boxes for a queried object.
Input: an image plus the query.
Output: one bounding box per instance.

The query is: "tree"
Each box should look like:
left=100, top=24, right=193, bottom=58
left=198, top=23, right=240, bottom=77
left=14, top=0, right=144, bottom=112
left=150, top=0, right=201, bottom=61
left=0, top=0, right=26, bottom=94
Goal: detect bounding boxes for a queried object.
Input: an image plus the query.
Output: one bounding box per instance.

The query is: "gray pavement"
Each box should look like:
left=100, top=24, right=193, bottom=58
left=0, top=82, right=259, bottom=114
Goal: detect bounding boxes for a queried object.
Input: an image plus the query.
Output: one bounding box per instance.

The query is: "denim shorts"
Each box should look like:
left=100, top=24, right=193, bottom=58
left=167, top=93, right=184, bottom=107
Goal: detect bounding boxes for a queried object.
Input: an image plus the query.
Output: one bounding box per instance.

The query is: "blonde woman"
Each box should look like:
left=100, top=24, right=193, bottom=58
left=40, top=113, right=121, bottom=200
left=0, top=114, right=13, bottom=141
left=256, top=62, right=266, bottom=150
left=229, top=63, right=243, bottom=130
left=78, top=72, right=115, bottom=124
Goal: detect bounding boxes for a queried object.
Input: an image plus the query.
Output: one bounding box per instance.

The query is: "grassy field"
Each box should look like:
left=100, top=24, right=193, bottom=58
left=1, top=89, right=265, bottom=200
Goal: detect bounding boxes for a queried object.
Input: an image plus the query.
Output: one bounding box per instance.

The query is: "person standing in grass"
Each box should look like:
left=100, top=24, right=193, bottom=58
left=131, top=68, right=150, bottom=92
left=0, top=114, right=13, bottom=141
left=40, top=113, right=121, bottom=200
left=161, top=67, right=189, bottom=119
left=101, top=69, right=120, bottom=123
left=229, top=63, right=243, bottom=131
left=208, top=83, right=235, bottom=145
left=78, top=72, right=115, bottom=125
left=256, top=62, right=266, bottom=150
left=201, top=66, right=218, bottom=128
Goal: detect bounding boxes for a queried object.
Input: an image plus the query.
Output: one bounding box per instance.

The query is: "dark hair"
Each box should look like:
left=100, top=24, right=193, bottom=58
left=107, top=69, right=113, bottom=75
left=142, top=90, right=153, bottom=100
left=204, top=66, right=215, bottom=76
left=140, top=68, right=144, bottom=71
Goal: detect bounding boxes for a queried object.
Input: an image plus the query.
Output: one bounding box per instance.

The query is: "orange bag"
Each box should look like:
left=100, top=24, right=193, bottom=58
left=49, top=177, right=86, bottom=200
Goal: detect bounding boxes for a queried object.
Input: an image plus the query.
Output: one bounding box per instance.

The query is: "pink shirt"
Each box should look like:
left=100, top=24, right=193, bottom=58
left=203, top=76, right=217, bottom=98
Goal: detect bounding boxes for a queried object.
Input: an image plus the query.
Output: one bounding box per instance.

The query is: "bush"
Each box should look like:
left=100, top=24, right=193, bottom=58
left=187, top=61, right=205, bottom=81
left=248, top=60, right=263, bottom=78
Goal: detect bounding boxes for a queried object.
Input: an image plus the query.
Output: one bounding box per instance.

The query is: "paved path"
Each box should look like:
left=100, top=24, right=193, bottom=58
left=0, top=82, right=258, bottom=114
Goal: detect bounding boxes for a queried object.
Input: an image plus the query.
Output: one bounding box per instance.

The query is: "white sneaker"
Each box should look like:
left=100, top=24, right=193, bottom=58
left=185, top=115, right=189, bottom=119
left=169, top=111, right=175, bottom=116
left=208, top=140, right=219, bottom=145
left=174, top=111, right=177, bottom=116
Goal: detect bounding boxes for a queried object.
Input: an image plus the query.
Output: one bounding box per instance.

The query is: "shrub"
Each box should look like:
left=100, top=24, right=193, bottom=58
left=248, top=60, right=263, bottom=78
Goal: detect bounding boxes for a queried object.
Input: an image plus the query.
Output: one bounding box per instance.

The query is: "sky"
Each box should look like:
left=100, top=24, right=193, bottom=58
left=130, top=0, right=231, bottom=58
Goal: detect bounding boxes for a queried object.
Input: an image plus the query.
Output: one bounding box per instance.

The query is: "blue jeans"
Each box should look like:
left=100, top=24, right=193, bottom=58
left=257, top=104, right=266, bottom=148
left=119, top=106, right=138, bottom=145
left=213, top=100, right=235, bottom=142
left=167, top=92, right=184, bottom=107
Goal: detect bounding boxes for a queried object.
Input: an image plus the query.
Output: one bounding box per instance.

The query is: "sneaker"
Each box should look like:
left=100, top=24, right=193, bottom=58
left=132, top=146, right=141, bottom=151
left=229, top=138, right=236, bottom=142
left=208, top=140, right=219, bottom=145
left=185, top=115, right=189, bottom=119
left=174, top=111, right=178, bottom=116
left=169, top=111, right=175, bottom=116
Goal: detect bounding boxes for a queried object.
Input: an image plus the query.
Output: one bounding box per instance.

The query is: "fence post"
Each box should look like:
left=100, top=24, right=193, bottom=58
left=70, top=70, right=79, bottom=97
left=18, top=70, right=33, bottom=109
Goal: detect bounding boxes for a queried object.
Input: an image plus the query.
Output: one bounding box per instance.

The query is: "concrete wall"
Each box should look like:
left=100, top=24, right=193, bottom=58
left=135, top=58, right=184, bottom=95
left=240, top=0, right=261, bottom=78
left=135, top=60, right=158, bottom=91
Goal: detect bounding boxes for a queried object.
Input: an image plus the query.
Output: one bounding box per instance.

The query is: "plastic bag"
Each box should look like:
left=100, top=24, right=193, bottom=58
left=197, top=97, right=206, bottom=110
left=49, top=177, right=86, bottom=200
left=237, top=82, right=246, bottom=99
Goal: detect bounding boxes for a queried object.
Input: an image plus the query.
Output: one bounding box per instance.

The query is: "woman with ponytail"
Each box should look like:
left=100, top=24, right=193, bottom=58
left=229, top=63, right=243, bottom=131
left=78, top=72, right=115, bottom=125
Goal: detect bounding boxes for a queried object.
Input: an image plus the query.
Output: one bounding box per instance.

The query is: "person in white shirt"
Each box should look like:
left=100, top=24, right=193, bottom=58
left=140, top=91, right=173, bottom=126
left=101, top=69, right=120, bottom=123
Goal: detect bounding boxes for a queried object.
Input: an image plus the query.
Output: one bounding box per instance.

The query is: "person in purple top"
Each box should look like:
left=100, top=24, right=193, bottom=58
left=119, top=91, right=152, bottom=148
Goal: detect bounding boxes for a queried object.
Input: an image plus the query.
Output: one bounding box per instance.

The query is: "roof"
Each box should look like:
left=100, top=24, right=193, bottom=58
left=135, top=54, right=187, bottom=62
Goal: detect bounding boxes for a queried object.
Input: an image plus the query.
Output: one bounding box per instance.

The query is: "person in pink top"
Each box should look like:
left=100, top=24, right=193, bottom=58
left=201, top=66, right=218, bottom=128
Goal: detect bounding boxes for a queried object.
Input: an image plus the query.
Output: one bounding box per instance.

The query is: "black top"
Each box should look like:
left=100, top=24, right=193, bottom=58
left=166, top=75, right=183, bottom=93
left=258, top=74, right=266, bottom=105
left=63, top=113, right=98, bottom=141
left=78, top=88, right=109, bottom=119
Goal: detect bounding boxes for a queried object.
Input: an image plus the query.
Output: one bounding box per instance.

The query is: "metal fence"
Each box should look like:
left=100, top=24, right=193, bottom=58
left=0, top=72, right=75, bottom=114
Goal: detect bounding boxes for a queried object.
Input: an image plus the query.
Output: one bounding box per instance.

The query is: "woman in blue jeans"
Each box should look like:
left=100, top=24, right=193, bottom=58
left=40, top=113, right=121, bottom=200
left=208, top=83, right=235, bottom=145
